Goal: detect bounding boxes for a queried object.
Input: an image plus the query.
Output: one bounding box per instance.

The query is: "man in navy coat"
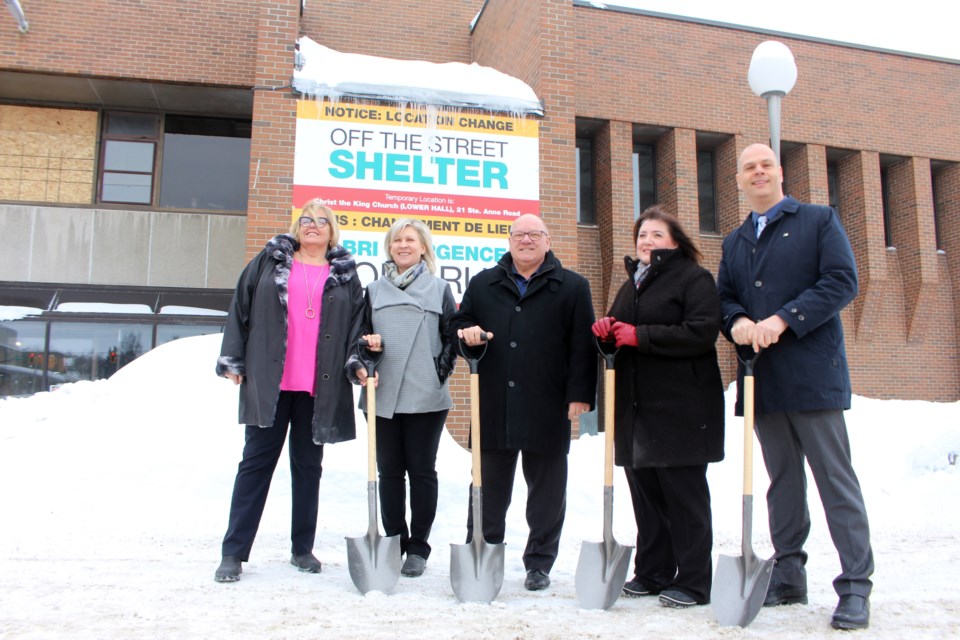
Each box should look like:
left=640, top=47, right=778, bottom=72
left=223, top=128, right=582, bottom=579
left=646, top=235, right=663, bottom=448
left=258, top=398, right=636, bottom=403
left=717, top=143, right=874, bottom=630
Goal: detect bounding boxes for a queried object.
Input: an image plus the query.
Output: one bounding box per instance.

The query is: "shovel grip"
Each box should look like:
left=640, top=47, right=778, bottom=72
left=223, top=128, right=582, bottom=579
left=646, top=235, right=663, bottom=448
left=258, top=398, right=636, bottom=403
left=470, top=372, right=482, bottom=488
left=603, top=368, right=615, bottom=488
left=367, top=375, right=377, bottom=483
left=743, top=375, right=754, bottom=496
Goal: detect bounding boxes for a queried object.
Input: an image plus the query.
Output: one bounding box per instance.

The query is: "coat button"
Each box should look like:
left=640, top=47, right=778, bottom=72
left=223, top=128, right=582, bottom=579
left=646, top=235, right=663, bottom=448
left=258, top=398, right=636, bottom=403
left=515, top=306, right=521, bottom=312
left=754, top=280, right=762, bottom=287
left=798, top=314, right=805, bottom=321
left=324, top=334, right=332, bottom=341
left=790, top=307, right=798, bottom=314
left=322, top=373, right=330, bottom=380
left=508, top=381, right=515, bottom=387
left=510, top=341, right=517, bottom=348
left=328, top=295, right=334, bottom=302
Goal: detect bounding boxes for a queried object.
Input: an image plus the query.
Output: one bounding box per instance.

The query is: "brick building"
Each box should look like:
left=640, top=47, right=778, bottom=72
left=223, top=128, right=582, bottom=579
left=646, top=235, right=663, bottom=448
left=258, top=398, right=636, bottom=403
left=1, top=1, right=959, bottom=441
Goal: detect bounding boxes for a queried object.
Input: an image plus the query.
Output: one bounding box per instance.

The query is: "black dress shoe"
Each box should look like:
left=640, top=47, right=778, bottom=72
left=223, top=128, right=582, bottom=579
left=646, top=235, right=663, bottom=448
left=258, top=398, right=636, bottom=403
left=214, top=555, right=242, bottom=583
left=290, top=552, right=322, bottom=573
left=524, top=569, right=551, bottom=591
left=763, top=580, right=808, bottom=606
left=832, top=594, right=870, bottom=630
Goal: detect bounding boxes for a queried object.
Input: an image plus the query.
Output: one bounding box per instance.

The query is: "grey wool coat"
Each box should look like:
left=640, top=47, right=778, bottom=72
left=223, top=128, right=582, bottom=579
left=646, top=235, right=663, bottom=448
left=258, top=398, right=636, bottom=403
left=347, top=269, right=457, bottom=417
left=216, top=234, right=364, bottom=444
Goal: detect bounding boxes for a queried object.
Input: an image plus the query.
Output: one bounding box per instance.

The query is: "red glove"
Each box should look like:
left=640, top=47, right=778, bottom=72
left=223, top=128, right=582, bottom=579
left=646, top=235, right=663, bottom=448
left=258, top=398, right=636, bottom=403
left=611, top=321, right=639, bottom=348
left=591, top=316, right=615, bottom=340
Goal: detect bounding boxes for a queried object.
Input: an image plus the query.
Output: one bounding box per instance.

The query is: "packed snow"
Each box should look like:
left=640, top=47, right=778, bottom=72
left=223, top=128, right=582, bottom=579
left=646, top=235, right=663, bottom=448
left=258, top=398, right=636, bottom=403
left=1, top=333, right=958, bottom=639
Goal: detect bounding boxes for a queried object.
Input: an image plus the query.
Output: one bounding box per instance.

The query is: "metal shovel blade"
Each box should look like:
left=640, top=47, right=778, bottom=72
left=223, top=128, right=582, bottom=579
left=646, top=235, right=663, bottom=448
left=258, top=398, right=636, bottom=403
left=575, top=353, right=634, bottom=610
left=346, top=482, right=402, bottom=594
left=450, top=486, right=505, bottom=603
left=712, top=548, right=773, bottom=627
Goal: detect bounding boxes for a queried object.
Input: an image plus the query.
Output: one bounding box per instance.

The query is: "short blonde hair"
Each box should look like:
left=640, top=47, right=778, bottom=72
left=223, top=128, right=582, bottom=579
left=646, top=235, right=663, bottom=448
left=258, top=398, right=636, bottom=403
left=290, top=199, right=340, bottom=247
left=384, top=218, right=437, bottom=273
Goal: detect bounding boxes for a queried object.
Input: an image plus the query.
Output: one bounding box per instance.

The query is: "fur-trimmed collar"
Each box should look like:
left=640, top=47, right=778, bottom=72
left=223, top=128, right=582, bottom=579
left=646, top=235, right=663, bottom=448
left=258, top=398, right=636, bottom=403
left=265, top=234, right=357, bottom=284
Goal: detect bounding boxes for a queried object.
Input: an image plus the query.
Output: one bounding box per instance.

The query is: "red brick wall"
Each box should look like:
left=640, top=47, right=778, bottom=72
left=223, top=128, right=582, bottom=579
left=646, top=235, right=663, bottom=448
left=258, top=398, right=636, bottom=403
left=301, top=1, right=477, bottom=63
left=0, top=0, right=259, bottom=85
left=245, top=1, right=302, bottom=259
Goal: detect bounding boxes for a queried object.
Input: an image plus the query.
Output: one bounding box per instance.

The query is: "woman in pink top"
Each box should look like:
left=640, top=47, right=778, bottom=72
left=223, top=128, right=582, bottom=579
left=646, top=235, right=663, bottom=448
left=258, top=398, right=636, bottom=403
left=215, top=199, right=363, bottom=583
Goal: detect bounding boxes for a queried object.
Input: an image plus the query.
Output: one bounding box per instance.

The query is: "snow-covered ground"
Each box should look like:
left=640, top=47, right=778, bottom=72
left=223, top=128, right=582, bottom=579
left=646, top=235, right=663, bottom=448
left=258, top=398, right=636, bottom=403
left=1, top=333, right=958, bottom=639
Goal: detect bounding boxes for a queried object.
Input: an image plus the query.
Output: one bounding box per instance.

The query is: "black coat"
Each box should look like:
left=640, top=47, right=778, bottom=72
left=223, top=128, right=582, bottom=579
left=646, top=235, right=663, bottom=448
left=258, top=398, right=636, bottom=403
left=451, top=251, right=597, bottom=455
left=716, top=197, right=857, bottom=416
left=607, top=249, right=724, bottom=468
left=217, top=234, right=364, bottom=444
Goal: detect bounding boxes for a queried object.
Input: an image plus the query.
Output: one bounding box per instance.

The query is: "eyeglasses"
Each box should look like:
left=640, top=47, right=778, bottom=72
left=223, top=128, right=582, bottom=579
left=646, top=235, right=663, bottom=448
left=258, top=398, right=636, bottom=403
left=509, top=230, right=547, bottom=242
left=299, top=216, right=330, bottom=228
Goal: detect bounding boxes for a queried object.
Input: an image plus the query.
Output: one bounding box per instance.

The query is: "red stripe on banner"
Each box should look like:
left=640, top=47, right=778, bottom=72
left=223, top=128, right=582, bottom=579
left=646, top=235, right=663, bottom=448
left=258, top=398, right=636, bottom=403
left=292, top=185, right=539, bottom=220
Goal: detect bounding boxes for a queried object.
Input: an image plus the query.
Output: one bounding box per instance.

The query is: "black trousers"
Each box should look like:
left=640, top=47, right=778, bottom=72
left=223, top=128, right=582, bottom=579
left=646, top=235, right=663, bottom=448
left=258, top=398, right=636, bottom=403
left=466, top=449, right=567, bottom=573
left=623, top=464, right=713, bottom=603
left=221, top=391, right=324, bottom=560
left=374, top=409, right=447, bottom=559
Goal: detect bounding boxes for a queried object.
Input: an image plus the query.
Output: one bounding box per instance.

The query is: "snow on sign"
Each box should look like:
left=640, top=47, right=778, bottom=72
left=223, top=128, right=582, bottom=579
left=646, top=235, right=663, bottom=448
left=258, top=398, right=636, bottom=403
left=291, top=40, right=542, bottom=300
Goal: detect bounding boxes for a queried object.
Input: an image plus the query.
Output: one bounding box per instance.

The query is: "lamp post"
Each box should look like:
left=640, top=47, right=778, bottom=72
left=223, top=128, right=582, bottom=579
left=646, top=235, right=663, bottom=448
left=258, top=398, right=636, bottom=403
left=747, top=41, right=797, bottom=163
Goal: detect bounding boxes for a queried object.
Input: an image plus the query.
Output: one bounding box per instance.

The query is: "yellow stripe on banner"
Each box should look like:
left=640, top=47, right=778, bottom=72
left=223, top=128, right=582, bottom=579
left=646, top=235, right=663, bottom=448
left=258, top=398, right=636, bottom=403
left=296, top=100, right=539, bottom=138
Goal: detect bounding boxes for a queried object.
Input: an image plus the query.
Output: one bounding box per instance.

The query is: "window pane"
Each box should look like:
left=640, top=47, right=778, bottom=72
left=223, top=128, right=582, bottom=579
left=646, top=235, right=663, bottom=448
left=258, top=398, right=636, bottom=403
left=633, top=145, right=656, bottom=219
left=827, top=162, right=840, bottom=213
left=103, top=140, right=155, bottom=172
left=0, top=320, right=47, bottom=397
left=156, top=324, right=223, bottom=346
left=159, top=134, right=250, bottom=210
left=576, top=139, right=595, bottom=224
left=49, top=322, right=151, bottom=383
left=697, top=150, right=717, bottom=232
left=106, top=113, right=158, bottom=137
left=102, top=172, right=153, bottom=204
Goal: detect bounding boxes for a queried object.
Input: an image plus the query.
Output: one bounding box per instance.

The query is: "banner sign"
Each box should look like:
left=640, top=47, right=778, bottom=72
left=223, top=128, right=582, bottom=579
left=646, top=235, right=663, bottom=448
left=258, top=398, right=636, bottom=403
left=293, top=100, right=540, bottom=299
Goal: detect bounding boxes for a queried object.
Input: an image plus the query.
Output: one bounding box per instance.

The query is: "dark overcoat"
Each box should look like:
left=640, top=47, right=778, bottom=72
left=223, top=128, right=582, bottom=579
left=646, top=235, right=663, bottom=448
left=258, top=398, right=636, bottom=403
left=716, top=197, right=858, bottom=416
left=607, top=249, right=725, bottom=468
left=216, top=234, right=363, bottom=444
left=451, top=251, right=597, bottom=455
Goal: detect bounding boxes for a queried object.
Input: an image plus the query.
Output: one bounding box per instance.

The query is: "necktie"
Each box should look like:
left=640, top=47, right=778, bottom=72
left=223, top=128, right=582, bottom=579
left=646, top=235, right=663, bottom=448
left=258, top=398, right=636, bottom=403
left=756, top=214, right=768, bottom=238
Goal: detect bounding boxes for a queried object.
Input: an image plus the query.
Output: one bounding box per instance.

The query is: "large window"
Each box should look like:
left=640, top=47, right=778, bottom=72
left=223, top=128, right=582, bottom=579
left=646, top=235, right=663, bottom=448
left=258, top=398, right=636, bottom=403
left=827, top=161, right=841, bottom=215
left=633, top=144, right=656, bottom=219
left=880, top=166, right=893, bottom=248
left=0, top=282, right=230, bottom=397
left=576, top=138, right=595, bottom=224
left=99, top=112, right=159, bottom=205
left=99, top=112, right=251, bottom=211
left=697, top=149, right=717, bottom=232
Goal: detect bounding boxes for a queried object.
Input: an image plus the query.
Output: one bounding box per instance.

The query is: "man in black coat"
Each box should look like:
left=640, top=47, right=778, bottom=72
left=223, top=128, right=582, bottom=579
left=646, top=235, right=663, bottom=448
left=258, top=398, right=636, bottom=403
left=717, top=143, right=874, bottom=630
left=452, top=213, right=597, bottom=591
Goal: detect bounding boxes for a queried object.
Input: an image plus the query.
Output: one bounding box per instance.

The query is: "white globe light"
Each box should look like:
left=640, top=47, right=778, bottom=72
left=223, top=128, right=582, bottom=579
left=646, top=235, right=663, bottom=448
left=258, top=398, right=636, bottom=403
left=748, top=41, right=798, bottom=97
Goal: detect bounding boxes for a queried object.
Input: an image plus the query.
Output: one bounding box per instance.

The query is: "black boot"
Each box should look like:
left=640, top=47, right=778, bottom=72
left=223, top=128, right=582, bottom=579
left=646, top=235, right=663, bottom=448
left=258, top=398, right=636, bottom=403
left=831, top=595, right=870, bottom=630
left=214, top=555, right=242, bottom=583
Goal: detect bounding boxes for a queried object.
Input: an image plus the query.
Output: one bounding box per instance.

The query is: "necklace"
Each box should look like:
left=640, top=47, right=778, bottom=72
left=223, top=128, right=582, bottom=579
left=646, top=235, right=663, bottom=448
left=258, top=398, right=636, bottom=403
left=299, top=259, right=327, bottom=319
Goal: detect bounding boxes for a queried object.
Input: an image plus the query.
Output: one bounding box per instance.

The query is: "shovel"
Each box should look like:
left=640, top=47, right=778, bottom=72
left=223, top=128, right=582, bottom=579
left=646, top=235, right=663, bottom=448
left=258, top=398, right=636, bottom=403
left=346, top=338, right=402, bottom=594
left=575, top=338, right=634, bottom=610
left=712, top=349, right=773, bottom=627
left=450, top=333, right=505, bottom=603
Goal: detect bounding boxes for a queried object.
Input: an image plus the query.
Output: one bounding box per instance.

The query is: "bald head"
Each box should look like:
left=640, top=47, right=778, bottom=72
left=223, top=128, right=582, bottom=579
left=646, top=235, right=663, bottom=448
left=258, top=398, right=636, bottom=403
left=736, top=143, right=785, bottom=212
left=737, top=143, right=779, bottom=173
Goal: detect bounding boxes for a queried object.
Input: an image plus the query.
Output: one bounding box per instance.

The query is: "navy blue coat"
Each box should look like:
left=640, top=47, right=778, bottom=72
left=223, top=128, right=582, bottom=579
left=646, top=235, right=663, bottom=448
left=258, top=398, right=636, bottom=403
left=451, top=251, right=597, bottom=455
left=716, top=197, right=858, bottom=416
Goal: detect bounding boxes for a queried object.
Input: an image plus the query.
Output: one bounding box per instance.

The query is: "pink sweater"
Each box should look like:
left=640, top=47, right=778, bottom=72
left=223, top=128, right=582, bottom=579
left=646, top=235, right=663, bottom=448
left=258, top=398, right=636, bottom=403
left=281, top=260, right=330, bottom=394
